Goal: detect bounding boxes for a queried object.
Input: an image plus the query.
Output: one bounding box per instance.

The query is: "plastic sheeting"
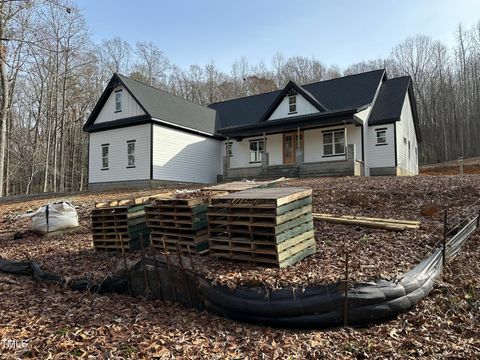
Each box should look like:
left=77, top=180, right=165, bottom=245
left=23, top=201, right=79, bottom=234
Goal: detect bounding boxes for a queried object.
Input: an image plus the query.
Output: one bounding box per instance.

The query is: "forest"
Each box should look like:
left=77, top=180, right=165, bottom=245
left=0, top=0, right=479, bottom=196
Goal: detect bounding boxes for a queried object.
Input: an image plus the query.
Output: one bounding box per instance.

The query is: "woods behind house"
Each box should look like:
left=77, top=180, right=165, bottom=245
left=0, top=1, right=479, bottom=196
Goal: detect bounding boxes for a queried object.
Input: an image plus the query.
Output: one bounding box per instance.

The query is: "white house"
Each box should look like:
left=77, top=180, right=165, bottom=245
left=83, top=69, right=421, bottom=190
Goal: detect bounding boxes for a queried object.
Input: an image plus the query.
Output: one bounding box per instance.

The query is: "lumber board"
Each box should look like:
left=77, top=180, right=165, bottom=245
left=313, top=213, right=419, bottom=230
left=279, top=245, right=316, bottom=268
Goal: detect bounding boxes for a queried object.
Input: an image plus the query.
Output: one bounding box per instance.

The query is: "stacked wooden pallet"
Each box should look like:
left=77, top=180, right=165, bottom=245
left=146, top=197, right=210, bottom=255
left=91, top=204, right=150, bottom=251
left=208, top=187, right=316, bottom=268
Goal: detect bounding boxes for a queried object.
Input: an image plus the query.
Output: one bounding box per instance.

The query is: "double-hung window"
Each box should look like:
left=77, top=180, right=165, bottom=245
left=225, top=141, right=233, bottom=157
left=288, top=95, right=297, bottom=113
left=127, top=140, right=135, bottom=167
left=115, top=90, right=122, bottom=112
left=101, top=144, right=109, bottom=169
left=376, top=128, right=387, bottom=145
left=249, top=139, right=265, bottom=163
left=323, top=129, right=345, bottom=156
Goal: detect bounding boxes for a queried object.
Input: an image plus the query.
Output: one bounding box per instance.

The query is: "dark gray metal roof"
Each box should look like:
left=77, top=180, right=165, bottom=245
left=117, top=75, right=218, bottom=135
left=209, top=69, right=386, bottom=129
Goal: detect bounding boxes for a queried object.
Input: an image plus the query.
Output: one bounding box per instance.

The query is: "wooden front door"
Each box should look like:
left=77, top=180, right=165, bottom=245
left=283, top=132, right=303, bottom=164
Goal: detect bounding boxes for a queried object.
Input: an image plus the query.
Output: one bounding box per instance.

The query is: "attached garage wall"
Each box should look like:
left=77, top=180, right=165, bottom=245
left=152, top=124, right=222, bottom=183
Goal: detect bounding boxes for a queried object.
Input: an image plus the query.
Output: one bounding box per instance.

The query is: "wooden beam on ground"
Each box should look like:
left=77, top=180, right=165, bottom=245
left=313, top=213, right=420, bottom=231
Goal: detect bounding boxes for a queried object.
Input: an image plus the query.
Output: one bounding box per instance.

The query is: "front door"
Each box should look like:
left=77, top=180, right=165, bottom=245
left=283, top=132, right=303, bottom=164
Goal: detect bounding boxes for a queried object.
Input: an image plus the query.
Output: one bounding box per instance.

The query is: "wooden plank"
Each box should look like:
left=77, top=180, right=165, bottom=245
left=313, top=214, right=419, bottom=230
left=279, top=245, right=316, bottom=268
left=278, top=237, right=316, bottom=262
left=275, top=205, right=312, bottom=225
left=314, top=213, right=421, bottom=226
left=277, top=230, right=315, bottom=253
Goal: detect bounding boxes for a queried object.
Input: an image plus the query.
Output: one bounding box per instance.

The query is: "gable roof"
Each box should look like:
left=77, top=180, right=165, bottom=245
left=209, top=69, right=386, bottom=130
left=258, top=80, right=326, bottom=121
left=83, top=74, right=218, bottom=136
left=369, top=76, right=421, bottom=142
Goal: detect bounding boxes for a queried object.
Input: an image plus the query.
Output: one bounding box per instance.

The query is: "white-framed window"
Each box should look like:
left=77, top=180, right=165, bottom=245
left=323, top=129, right=345, bottom=156
left=376, top=128, right=387, bottom=145
left=101, top=144, right=109, bottom=169
left=288, top=95, right=297, bottom=113
left=127, top=140, right=135, bottom=167
left=225, top=141, right=233, bottom=157
left=115, top=90, right=122, bottom=112
left=249, top=139, right=265, bottom=163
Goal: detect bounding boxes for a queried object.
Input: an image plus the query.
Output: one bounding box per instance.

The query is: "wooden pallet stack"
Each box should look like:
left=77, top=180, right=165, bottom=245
left=145, top=196, right=210, bottom=255
left=91, top=204, right=150, bottom=251
left=208, top=187, right=316, bottom=268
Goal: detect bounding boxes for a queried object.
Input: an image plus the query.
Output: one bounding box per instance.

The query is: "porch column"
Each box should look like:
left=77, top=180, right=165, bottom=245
left=261, top=132, right=269, bottom=168
left=223, top=136, right=230, bottom=173
left=295, top=126, right=304, bottom=165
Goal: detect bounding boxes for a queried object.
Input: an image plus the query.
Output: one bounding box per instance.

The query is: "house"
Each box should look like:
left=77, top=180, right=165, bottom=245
left=83, top=69, right=421, bottom=190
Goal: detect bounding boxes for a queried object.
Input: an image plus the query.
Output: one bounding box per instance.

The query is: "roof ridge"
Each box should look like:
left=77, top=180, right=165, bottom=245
left=209, top=88, right=282, bottom=105
left=117, top=73, right=216, bottom=113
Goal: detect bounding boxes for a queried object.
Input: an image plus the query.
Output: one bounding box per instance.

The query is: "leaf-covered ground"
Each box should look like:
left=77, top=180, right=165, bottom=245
left=0, top=175, right=479, bottom=358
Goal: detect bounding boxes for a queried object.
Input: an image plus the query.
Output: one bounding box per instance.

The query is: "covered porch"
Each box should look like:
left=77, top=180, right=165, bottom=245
left=219, top=110, right=365, bottom=180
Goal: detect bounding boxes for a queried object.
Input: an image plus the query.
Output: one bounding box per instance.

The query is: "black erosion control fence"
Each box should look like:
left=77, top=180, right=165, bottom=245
left=1, top=210, right=479, bottom=329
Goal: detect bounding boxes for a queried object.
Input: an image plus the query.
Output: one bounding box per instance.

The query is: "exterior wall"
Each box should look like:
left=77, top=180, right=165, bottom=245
left=152, top=124, right=222, bottom=184
left=226, top=134, right=283, bottom=169
left=395, top=94, right=419, bottom=175
left=95, top=85, right=145, bottom=124
left=303, top=124, right=362, bottom=163
left=88, top=124, right=151, bottom=183
left=365, top=123, right=395, bottom=174
left=268, top=94, right=319, bottom=120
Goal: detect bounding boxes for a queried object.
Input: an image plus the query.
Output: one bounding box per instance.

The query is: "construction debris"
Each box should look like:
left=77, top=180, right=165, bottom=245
left=23, top=201, right=79, bottom=234
left=208, top=187, right=315, bottom=267
left=313, top=213, right=421, bottom=231
left=202, top=177, right=285, bottom=193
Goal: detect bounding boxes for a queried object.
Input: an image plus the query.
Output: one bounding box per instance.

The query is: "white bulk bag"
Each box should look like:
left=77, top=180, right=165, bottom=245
left=24, top=201, right=79, bottom=234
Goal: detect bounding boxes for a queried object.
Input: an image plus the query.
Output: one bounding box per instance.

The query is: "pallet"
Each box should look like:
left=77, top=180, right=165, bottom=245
left=94, top=191, right=172, bottom=208
left=202, top=178, right=285, bottom=193
left=207, top=188, right=316, bottom=267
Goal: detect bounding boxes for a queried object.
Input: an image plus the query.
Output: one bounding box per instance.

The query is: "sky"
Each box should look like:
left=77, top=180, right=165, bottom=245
left=76, top=0, right=480, bottom=72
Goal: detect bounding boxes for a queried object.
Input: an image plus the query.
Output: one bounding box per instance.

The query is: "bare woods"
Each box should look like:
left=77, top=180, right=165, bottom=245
left=0, top=1, right=479, bottom=196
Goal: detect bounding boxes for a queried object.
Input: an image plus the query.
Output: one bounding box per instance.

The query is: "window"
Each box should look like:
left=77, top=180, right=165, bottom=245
left=288, top=95, right=297, bottom=113
left=408, top=141, right=411, bottom=159
left=115, top=91, right=122, bottom=112
left=225, top=141, right=233, bottom=157
left=376, top=129, right=387, bottom=145
left=101, top=144, right=109, bottom=169
left=249, top=139, right=265, bottom=163
left=323, top=129, right=345, bottom=156
left=126, top=140, right=135, bottom=167
left=403, top=137, right=407, bottom=144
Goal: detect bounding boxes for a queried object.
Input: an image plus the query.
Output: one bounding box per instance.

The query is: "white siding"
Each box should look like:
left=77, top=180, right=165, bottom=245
left=304, top=125, right=362, bottom=163
left=152, top=124, right=222, bottom=183
left=365, top=123, right=396, bottom=169
left=226, top=134, right=283, bottom=168
left=395, top=94, right=419, bottom=175
left=268, top=94, right=319, bottom=120
left=95, top=86, right=145, bottom=124
left=89, top=124, right=151, bottom=183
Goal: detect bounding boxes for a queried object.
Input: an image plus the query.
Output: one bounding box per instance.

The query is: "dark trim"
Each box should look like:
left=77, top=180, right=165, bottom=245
left=101, top=143, right=109, bottom=146
left=288, top=111, right=298, bottom=115
left=101, top=168, right=109, bottom=171
left=85, top=115, right=151, bottom=132
left=248, top=138, right=266, bottom=142
left=321, top=128, right=345, bottom=133
left=394, top=122, right=398, bottom=167
left=126, top=165, right=136, bottom=169
left=258, top=80, right=327, bottom=122
left=114, top=89, right=122, bottom=93
left=114, top=110, right=122, bottom=113
left=407, top=82, right=422, bottom=143
left=375, top=143, right=388, bottom=146
left=86, top=133, right=90, bottom=189
left=127, top=139, right=136, bottom=143
left=360, top=124, right=365, bottom=162
left=249, top=161, right=262, bottom=164
left=374, top=127, right=388, bottom=131
left=150, top=122, right=153, bottom=180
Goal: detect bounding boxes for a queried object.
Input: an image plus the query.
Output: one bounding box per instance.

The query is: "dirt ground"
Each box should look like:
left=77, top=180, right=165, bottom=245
left=0, top=175, right=479, bottom=358
left=420, top=157, right=480, bottom=175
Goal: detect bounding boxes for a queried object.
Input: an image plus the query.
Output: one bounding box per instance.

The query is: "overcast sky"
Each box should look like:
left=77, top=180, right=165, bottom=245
left=77, top=0, right=480, bottom=71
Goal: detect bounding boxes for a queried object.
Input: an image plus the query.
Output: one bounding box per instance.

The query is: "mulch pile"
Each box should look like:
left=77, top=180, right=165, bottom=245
left=0, top=176, right=479, bottom=358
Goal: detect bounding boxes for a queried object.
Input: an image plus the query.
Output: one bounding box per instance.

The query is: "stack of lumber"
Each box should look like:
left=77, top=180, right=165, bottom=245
left=313, top=213, right=421, bottom=231
left=146, top=196, right=210, bottom=255
left=202, top=177, right=285, bottom=193
left=208, top=187, right=316, bottom=268
left=91, top=204, right=150, bottom=251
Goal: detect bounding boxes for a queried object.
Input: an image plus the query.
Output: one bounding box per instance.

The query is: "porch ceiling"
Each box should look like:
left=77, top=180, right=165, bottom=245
left=217, top=107, right=364, bottom=139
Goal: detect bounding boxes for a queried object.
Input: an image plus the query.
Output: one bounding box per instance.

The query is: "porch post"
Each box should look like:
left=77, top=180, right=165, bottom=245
left=262, top=132, right=269, bottom=167
left=224, top=136, right=230, bottom=172
left=296, top=126, right=304, bottom=165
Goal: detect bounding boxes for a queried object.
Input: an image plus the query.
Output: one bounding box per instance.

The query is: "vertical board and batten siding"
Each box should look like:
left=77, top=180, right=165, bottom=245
left=304, top=125, right=363, bottom=163
left=268, top=94, right=319, bottom=120
left=395, top=94, right=419, bottom=175
left=95, top=86, right=145, bottom=124
left=88, top=124, right=151, bottom=183
left=152, top=124, right=222, bottom=183
left=365, top=123, right=395, bottom=169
